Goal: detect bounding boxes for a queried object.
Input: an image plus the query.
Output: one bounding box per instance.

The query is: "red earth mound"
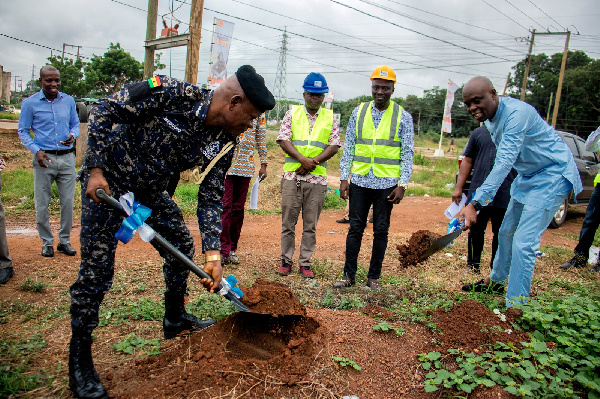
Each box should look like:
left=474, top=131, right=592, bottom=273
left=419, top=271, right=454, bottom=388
left=397, top=229, right=441, bottom=266
left=240, top=278, right=306, bottom=316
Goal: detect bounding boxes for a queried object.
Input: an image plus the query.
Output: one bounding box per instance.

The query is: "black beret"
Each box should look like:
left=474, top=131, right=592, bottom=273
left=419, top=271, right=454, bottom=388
left=235, top=65, right=275, bottom=112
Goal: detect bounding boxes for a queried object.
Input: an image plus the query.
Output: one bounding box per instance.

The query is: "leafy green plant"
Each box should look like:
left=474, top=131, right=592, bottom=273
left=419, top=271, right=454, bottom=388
left=372, top=321, right=404, bottom=336
left=18, top=278, right=50, bottom=293
left=323, top=190, right=345, bottom=210
left=187, top=292, right=237, bottom=320
left=337, top=296, right=364, bottom=311
left=413, top=151, right=432, bottom=166
left=99, top=297, right=164, bottom=326
left=332, top=356, right=361, bottom=371
left=419, top=288, right=600, bottom=397
left=320, top=290, right=336, bottom=309
left=112, top=333, right=160, bottom=357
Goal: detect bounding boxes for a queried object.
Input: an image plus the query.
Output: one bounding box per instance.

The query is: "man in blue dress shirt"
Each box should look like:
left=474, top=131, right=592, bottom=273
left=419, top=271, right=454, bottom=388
left=459, top=76, right=582, bottom=307
left=18, top=65, right=79, bottom=257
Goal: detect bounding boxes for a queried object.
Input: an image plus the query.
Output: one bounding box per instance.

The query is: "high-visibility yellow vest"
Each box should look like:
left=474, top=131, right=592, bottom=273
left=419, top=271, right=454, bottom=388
left=594, top=173, right=600, bottom=186
left=352, top=101, right=403, bottom=178
left=283, top=105, right=333, bottom=176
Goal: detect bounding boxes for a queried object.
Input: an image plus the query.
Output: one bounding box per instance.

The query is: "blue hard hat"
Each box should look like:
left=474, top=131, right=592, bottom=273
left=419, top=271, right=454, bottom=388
left=302, top=72, right=329, bottom=93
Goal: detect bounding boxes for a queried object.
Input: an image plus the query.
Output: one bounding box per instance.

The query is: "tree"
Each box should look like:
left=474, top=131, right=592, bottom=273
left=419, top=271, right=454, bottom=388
left=507, top=50, right=600, bottom=135
left=45, top=56, right=90, bottom=98
left=84, top=43, right=143, bottom=95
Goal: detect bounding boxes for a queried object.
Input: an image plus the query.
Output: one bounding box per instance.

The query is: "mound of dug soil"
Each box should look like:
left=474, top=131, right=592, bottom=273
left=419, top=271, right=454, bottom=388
left=240, top=278, right=306, bottom=316
left=397, top=229, right=441, bottom=266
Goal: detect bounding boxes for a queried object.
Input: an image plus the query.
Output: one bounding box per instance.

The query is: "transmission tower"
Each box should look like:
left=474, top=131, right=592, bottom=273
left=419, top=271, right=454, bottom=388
left=272, top=27, right=288, bottom=122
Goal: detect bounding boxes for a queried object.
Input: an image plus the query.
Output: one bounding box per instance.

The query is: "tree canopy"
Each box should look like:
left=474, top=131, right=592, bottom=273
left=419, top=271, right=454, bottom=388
left=508, top=50, right=600, bottom=135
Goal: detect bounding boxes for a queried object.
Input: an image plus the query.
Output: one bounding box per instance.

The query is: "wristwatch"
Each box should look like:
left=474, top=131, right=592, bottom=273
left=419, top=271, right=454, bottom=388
left=471, top=200, right=484, bottom=212
left=397, top=183, right=408, bottom=189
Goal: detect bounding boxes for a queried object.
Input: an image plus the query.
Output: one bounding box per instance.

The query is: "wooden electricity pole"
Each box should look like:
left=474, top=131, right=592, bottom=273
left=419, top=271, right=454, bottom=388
left=143, top=0, right=159, bottom=79
left=502, top=72, right=511, bottom=96
left=185, top=0, right=205, bottom=84
left=551, top=31, right=571, bottom=128
left=520, top=29, right=535, bottom=101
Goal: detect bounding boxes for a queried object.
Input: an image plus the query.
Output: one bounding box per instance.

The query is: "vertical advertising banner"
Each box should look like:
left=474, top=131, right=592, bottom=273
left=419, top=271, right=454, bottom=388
left=209, top=18, right=235, bottom=86
left=442, top=80, right=459, bottom=133
left=325, top=91, right=335, bottom=109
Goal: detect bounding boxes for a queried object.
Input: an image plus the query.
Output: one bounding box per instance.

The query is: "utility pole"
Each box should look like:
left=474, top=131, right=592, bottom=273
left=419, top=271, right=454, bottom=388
left=184, top=0, right=204, bottom=84
left=551, top=31, right=571, bottom=128
left=143, top=0, right=159, bottom=79
left=61, top=44, right=83, bottom=63
left=502, top=72, right=511, bottom=96
left=31, top=64, right=36, bottom=85
left=417, top=109, right=421, bottom=136
left=272, top=28, right=288, bottom=122
left=520, top=29, right=535, bottom=101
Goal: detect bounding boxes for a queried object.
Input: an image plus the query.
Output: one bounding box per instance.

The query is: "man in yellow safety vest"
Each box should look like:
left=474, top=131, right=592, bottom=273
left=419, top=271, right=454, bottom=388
left=561, top=125, right=600, bottom=273
left=276, top=72, right=341, bottom=278
left=334, top=65, right=414, bottom=290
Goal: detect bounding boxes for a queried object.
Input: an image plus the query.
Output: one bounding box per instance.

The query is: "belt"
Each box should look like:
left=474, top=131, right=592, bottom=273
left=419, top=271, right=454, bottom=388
left=42, top=148, right=75, bottom=156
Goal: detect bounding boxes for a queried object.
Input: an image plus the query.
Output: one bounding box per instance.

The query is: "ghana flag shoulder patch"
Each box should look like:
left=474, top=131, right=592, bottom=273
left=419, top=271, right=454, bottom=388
left=148, top=76, right=162, bottom=88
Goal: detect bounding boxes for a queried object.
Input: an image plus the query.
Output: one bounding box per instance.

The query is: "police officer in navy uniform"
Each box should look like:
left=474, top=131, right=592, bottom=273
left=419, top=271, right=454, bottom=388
left=69, top=65, right=274, bottom=399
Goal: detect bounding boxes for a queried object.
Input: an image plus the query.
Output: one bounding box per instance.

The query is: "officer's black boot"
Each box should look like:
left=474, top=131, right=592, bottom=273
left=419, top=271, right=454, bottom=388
left=68, top=335, right=108, bottom=399
left=163, top=293, right=217, bottom=339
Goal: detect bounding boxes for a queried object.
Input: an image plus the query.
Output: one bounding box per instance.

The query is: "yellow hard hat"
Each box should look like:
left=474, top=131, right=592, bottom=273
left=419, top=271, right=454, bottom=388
left=370, top=65, right=396, bottom=83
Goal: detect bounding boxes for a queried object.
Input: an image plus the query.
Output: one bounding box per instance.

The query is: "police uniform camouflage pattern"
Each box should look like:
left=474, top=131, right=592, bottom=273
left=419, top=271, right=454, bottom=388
left=70, top=76, right=234, bottom=335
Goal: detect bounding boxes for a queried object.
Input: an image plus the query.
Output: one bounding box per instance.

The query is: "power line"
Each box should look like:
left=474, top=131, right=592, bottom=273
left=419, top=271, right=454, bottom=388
left=331, top=0, right=515, bottom=62
left=356, top=0, right=523, bottom=55
left=108, top=0, right=146, bottom=12
left=502, top=0, right=545, bottom=31
left=0, top=33, right=90, bottom=60
left=479, top=0, right=529, bottom=31
left=525, top=0, right=567, bottom=31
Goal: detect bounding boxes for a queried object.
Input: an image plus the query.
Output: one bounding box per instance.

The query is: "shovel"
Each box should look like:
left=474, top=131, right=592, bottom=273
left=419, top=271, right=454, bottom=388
left=419, top=218, right=466, bottom=261
left=95, top=188, right=250, bottom=312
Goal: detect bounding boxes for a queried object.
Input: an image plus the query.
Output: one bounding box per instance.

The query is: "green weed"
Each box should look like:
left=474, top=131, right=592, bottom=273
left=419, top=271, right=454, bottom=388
left=112, top=333, right=161, bottom=357
left=373, top=321, right=404, bottom=336
left=332, top=356, right=361, bottom=371
left=323, top=190, right=345, bottom=210
left=18, top=278, right=50, bottom=293
left=187, top=292, right=237, bottom=320
left=99, top=297, right=164, bottom=326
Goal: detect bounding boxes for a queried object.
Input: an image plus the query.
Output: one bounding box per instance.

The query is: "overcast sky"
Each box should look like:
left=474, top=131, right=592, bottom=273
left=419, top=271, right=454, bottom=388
left=1, top=0, right=599, bottom=102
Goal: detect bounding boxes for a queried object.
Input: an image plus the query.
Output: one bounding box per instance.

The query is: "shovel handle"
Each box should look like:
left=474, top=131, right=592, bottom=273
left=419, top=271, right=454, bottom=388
left=95, top=188, right=250, bottom=312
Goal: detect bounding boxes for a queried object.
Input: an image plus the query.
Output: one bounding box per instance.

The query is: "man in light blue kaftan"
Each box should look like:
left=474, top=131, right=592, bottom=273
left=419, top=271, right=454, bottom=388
left=459, top=76, right=581, bottom=307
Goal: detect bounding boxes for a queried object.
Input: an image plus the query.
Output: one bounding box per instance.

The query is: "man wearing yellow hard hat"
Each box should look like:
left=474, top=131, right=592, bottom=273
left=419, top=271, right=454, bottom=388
left=334, top=65, right=414, bottom=290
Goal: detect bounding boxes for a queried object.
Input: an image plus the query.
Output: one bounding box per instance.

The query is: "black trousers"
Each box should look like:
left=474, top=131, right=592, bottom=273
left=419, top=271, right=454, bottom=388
left=467, top=205, right=506, bottom=270
left=343, top=183, right=395, bottom=281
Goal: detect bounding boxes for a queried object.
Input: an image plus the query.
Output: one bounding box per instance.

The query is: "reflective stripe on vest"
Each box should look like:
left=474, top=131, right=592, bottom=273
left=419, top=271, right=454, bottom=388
left=352, top=101, right=403, bottom=178
left=283, top=105, right=333, bottom=176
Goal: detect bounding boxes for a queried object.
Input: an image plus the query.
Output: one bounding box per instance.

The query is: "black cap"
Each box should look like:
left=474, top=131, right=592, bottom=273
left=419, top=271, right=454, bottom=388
left=235, top=65, right=275, bottom=112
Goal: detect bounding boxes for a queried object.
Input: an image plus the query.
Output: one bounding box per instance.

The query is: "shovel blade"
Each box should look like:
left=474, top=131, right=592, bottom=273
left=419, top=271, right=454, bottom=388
left=419, top=229, right=463, bottom=260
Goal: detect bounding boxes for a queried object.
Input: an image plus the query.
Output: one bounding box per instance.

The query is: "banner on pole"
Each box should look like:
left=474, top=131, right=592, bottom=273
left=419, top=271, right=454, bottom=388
left=442, top=80, right=459, bottom=133
left=209, top=18, right=235, bottom=86
left=325, top=92, right=334, bottom=109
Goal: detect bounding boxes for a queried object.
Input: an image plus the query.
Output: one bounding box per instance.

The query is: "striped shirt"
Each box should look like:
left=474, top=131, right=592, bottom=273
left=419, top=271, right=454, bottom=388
left=228, top=114, right=268, bottom=178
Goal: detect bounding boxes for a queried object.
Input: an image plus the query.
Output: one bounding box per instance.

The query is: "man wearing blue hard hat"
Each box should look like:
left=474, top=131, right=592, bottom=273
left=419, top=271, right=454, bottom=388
left=276, top=72, right=341, bottom=278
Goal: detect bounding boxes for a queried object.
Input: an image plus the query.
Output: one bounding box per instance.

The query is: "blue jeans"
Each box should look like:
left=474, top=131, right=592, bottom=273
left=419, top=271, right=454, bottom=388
left=343, top=183, right=395, bottom=281
left=489, top=177, right=572, bottom=307
left=574, top=184, right=600, bottom=259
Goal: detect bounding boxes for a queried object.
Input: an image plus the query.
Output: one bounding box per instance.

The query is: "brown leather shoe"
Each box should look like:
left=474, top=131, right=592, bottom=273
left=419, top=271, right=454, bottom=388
left=332, top=277, right=354, bottom=289
left=366, top=279, right=382, bottom=290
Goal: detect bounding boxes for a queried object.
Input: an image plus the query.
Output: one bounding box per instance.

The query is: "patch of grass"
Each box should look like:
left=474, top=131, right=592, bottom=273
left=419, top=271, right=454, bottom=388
left=112, top=333, right=161, bottom=357
left=99, top=297, right=164, bottom=326
left=413, top=151, right=432, bottom=166
left=323, top=190, right=346, bottom=210
left=311, top=258, right=334, bottom=279
left=18, top=278, right=50, bottom=293
left=539, top=245, right=573, bottom=263
left=172, top=182, right=199, bottom=217
left=0, top=299, right=41, bottom=324
left=246, top=208, right=281, bottom=215
left=0, top=112, right=19, bottom=120
left=0, top=364, right=54, bottom=397
left=187, top=292, right=237, bottom=320
left=338, top=295, right=365, bottom=310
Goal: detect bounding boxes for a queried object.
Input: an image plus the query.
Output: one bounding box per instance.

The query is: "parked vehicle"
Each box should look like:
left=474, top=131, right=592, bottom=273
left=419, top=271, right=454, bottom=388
left=455, top=130, right=600, bottom=228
